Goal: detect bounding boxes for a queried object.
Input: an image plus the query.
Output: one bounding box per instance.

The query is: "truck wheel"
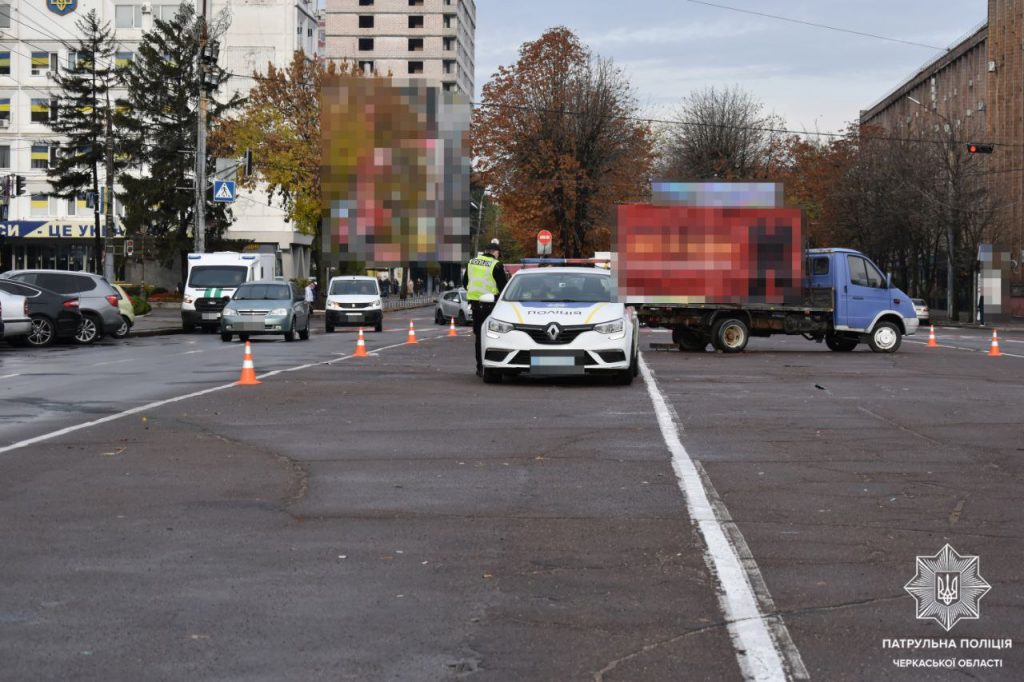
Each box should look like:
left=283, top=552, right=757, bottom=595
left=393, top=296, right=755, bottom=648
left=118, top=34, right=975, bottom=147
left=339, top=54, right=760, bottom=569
left=711, top=318, right=749, bottom=353
left=672, top=328, right=708, bottom=352
left=868, top=321, right=901, bottom=353
left=825, top=334, right=858, bottom=352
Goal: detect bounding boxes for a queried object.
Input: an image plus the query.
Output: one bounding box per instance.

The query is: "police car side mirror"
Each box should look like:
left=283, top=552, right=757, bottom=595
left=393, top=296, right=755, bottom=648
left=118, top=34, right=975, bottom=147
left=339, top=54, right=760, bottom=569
left=478, top=293, right=495, bottom=303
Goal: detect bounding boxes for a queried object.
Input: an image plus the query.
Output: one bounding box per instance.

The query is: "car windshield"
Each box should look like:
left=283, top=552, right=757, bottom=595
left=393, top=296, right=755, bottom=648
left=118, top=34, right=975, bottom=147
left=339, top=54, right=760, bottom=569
left=502, top=272, right=611, bottom=303
left=233, top=284, right=292, bottom=301
left=188, top=266, right=248, bottom=288
left=330, top=280, right=378, bottom=296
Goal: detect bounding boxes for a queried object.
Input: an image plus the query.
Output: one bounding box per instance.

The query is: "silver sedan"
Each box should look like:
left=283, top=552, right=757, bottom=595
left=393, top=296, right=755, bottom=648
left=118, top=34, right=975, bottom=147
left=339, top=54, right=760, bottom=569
left=434, top=288, right=473, bottom=326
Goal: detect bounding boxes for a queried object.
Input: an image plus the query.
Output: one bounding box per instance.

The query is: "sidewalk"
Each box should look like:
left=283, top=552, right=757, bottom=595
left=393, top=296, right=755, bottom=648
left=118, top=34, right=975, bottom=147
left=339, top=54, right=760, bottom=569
left=928, top=310, right=1024, bottom=332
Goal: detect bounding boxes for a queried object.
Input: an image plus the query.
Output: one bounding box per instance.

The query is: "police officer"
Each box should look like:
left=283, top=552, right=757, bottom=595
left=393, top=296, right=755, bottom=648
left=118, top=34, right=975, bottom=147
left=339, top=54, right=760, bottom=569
left=463, top=239, right=508, bottom=376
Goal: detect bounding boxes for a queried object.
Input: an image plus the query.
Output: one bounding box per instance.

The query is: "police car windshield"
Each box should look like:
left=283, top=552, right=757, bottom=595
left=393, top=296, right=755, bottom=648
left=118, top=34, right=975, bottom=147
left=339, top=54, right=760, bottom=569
left=330, top=280, right=378, bottom=296
left=188, top=266, right=247, bottom=288
left=503, top=272, right=610, bottom=303
left=234, top=284, right=292, bottom=301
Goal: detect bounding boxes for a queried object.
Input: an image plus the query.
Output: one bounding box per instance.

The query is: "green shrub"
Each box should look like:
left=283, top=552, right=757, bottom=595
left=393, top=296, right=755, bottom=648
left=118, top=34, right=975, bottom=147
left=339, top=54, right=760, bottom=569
left=131, top=296, right=152, bottom=316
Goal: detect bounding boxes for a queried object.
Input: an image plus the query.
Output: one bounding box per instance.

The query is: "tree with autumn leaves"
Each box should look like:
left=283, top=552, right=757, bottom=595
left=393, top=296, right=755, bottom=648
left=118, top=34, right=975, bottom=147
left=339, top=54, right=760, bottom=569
left=473, top=27, right=653, bottom=258
left=212, top=52, right=349, bottom=288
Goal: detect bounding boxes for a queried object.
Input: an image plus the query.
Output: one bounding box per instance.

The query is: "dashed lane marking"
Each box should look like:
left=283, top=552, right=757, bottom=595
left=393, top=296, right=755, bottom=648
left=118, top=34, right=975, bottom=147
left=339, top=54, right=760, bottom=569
left=639, top=355, right=806, bottom=681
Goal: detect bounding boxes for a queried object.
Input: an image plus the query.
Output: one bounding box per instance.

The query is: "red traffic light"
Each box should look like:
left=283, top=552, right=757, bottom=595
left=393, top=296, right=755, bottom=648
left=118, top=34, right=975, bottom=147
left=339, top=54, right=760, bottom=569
left=967, top=143, right=994, bottom=154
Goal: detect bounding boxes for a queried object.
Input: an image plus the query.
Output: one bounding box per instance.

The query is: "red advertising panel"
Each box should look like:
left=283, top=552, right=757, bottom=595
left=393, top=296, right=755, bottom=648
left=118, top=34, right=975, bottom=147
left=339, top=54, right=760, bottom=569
left=615, top=204, right=804, bottom=305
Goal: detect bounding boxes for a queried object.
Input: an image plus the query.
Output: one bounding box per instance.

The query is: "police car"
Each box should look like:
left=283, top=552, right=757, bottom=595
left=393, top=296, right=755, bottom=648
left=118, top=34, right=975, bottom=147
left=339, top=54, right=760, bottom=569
left=479, top=266, right=639, bottom=384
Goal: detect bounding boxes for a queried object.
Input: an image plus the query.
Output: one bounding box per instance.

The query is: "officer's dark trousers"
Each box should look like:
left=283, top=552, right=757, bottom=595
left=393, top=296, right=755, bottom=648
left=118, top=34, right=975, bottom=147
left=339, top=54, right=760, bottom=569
left=470, top=301, right=495, bottom=372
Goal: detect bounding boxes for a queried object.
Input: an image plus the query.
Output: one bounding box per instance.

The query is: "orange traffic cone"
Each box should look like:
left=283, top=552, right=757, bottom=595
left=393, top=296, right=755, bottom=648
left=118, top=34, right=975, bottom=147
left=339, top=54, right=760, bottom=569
left=353, top=327, right=368, bottom=357
left=927, top=325, right=938, bottom=348
left=406, top=319, right=418, bottom=345
left=448, top=317, right=458, bottom=337
left=989, top=329, right=1002, bottom=357
left=237, top=341, right=261, bottom=385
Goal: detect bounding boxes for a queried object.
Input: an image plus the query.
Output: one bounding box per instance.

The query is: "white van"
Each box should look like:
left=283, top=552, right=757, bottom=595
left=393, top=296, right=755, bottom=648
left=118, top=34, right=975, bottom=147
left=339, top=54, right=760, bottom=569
left=324, top=276, right=383, bottom=332
left=181, top=252, right=271, bottom=331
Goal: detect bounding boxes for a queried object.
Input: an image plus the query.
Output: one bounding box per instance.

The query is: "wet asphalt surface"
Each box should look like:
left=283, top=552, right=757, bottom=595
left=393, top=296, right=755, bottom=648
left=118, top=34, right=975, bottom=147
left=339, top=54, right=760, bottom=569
left=0, top=318, right=1021, bottom=681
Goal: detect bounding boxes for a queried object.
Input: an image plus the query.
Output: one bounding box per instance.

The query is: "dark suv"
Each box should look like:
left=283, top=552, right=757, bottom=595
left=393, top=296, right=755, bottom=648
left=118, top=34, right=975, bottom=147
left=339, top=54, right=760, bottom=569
left=0, top=279, right=82, bottom=347
left=1, top=270, right=123, bottom=344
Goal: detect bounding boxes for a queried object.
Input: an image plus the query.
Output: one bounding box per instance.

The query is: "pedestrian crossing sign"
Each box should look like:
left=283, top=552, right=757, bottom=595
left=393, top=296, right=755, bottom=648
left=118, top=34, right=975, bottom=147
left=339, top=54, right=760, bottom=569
left=213, top=180, right=236, bottom=203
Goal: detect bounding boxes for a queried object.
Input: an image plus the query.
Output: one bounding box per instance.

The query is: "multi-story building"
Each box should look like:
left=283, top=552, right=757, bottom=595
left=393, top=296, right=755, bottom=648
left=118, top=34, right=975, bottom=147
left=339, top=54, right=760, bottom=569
left=861, top=1, right=1023, bottom=317
left=322, top=0, right=476, bottom=96
left=0, top=0, right=320, bottom=284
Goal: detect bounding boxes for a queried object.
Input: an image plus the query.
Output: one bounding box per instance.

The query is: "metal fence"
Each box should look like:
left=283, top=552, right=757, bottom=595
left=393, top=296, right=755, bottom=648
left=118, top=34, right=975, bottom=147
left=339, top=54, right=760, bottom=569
left=382, top=294, right=435, bottom=311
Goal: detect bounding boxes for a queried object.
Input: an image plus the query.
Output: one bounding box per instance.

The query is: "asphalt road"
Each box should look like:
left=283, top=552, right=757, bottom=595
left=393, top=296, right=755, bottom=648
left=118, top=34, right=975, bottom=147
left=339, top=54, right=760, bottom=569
left=0, top=318, right=1020, bottom=681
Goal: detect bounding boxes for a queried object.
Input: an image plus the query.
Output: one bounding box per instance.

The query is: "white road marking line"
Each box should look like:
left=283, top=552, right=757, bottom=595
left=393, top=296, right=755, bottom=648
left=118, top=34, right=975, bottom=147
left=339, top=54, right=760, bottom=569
left=92, top=359, right=134, bottom=367
left=639, top=354, right=805, bottom=682
left=904, top=339, right=1024, bottom=358
left=0, top=373, right=21, bottom=379
left=0, top=334, right=448, bottom=456
left=176, top=350, right=203, bottom=356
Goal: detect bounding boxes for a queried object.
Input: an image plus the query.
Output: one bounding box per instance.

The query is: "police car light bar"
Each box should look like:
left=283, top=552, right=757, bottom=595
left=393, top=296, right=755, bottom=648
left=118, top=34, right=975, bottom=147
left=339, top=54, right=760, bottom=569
left=520, top=258, right=611, bottom=265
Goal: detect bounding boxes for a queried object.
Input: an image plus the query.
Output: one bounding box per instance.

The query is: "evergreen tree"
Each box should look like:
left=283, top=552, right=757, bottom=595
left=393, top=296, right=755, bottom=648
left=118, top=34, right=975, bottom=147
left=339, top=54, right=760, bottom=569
left=117, top=2, right=240, bottom=273
left=47, top=9, right=121, bottom=274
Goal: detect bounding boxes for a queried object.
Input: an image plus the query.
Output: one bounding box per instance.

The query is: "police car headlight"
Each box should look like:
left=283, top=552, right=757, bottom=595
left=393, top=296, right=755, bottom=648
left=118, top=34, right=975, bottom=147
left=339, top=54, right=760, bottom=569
left=487, top=318, right=514, bottom=334
left=594, top=318, right=624, bottom=334
left=222, top=307, right=237, bottom=316
left=270, top=308, right=288, bottom=316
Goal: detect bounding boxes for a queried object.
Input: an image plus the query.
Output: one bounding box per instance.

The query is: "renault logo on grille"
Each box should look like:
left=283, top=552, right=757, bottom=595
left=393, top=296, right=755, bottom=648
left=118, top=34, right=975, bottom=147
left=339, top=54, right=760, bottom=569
left=545, top=323, right=561, bottom=341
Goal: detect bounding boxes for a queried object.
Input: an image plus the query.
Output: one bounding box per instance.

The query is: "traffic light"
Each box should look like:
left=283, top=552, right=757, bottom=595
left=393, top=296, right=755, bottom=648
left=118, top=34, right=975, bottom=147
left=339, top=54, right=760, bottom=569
left=243, top=149, right=253, bottom=176
left=125, top=239, right=134, bottom=257
left=1, top=175, right=9, bottom=199
left=967, top=143, right=994, bottom=154
left=14, top=175, right=25, bottom=196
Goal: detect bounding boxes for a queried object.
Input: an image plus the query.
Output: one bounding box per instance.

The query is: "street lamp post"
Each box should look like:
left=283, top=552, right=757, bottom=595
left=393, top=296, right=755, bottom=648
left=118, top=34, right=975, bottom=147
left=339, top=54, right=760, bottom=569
left=908, top=96, right=956, bottom=322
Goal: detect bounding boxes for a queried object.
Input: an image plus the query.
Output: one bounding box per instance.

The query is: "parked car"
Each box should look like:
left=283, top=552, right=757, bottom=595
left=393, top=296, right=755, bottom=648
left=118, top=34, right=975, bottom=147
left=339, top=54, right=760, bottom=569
left=912, top=298, right=930, bottom=325
left=220, top=280, right=311, bottom=342
left=0, top=270, right=123, bottom=344
left=0, top=290, right=30, bottom=343
left=111, top=284, right=136, bottom=339
left=434, top=288, right=473, bottom=326
left=0, top=279, right=82, bottom=347
left=324, top=276, right=383, bottom=332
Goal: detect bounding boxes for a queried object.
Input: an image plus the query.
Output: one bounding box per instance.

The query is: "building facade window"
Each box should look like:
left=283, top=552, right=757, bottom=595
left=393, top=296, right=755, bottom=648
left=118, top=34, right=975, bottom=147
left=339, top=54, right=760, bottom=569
left=358, top=15, right=373, bottom=28
left=31, top=52, right=57, bottom=77
left=443, top=59, right=455, bottom=74
left=156, top=4, right=178, bottom=21
left=358, top=60, right=374, bottom=74
left=443, top=37, right=455, bottom=51
left=408, top=61, right=423, bottom=74
left=115, top=5, right=143, bottom=29
left=409, top=38, right=423, bottom=51
left=444, top=14, right=455, bottom=28
left=408, top=15, right=424, bottom=28
left=0, top=98, right=9, bottom=123
left=30, top=195, right=50, bottom=217
left=358, top=38, right=374, bottom=51
left=115, top=51, right=134, bottom=68
left=359, top=0, right=373, bottom=5
left=31, top=98, right=50, bottom=124
left=31, top=144, right=49, bottom=169
left=409, top=0, right=424, bottom=5
left=0, top=51, right=9, bottom=76
left=0, top=4, right=10, bottom=29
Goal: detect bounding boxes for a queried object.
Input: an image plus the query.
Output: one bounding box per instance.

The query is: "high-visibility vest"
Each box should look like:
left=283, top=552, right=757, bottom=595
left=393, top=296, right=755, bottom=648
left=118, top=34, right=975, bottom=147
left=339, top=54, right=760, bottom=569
left=466, top=255, right=499, bottom=301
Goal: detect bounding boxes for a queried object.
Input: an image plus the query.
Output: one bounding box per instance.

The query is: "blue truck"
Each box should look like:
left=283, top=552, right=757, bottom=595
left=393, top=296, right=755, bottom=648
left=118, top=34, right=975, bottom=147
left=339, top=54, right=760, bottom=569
left=616, top=186, right=920, bottom=353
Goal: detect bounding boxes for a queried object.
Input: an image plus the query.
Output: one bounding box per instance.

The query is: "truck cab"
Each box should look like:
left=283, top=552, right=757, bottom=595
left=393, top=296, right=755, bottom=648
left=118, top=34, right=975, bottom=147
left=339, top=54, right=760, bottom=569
left=181, top=253, right=267, bottom=332
left=806, top=248, right=919, bottom=351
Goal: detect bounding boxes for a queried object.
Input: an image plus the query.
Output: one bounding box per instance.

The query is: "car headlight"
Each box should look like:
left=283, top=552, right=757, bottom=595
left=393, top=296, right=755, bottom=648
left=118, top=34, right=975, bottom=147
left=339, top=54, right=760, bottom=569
left=487, top=318, right=514, bottom=334
left=327, top=301, right=341, bottom=310
left=222, top=307, right=237, bottom=316
left=271, top=308, right=289, bottom=316
left=594, top=318, right=624, bottom=334
left=184, top=296, right=194, bottom=304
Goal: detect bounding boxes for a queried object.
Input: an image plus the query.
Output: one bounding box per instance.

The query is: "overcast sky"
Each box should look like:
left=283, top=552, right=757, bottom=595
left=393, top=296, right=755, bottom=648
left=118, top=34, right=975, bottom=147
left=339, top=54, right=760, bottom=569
left=474, top=0, right=988, bottom=136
